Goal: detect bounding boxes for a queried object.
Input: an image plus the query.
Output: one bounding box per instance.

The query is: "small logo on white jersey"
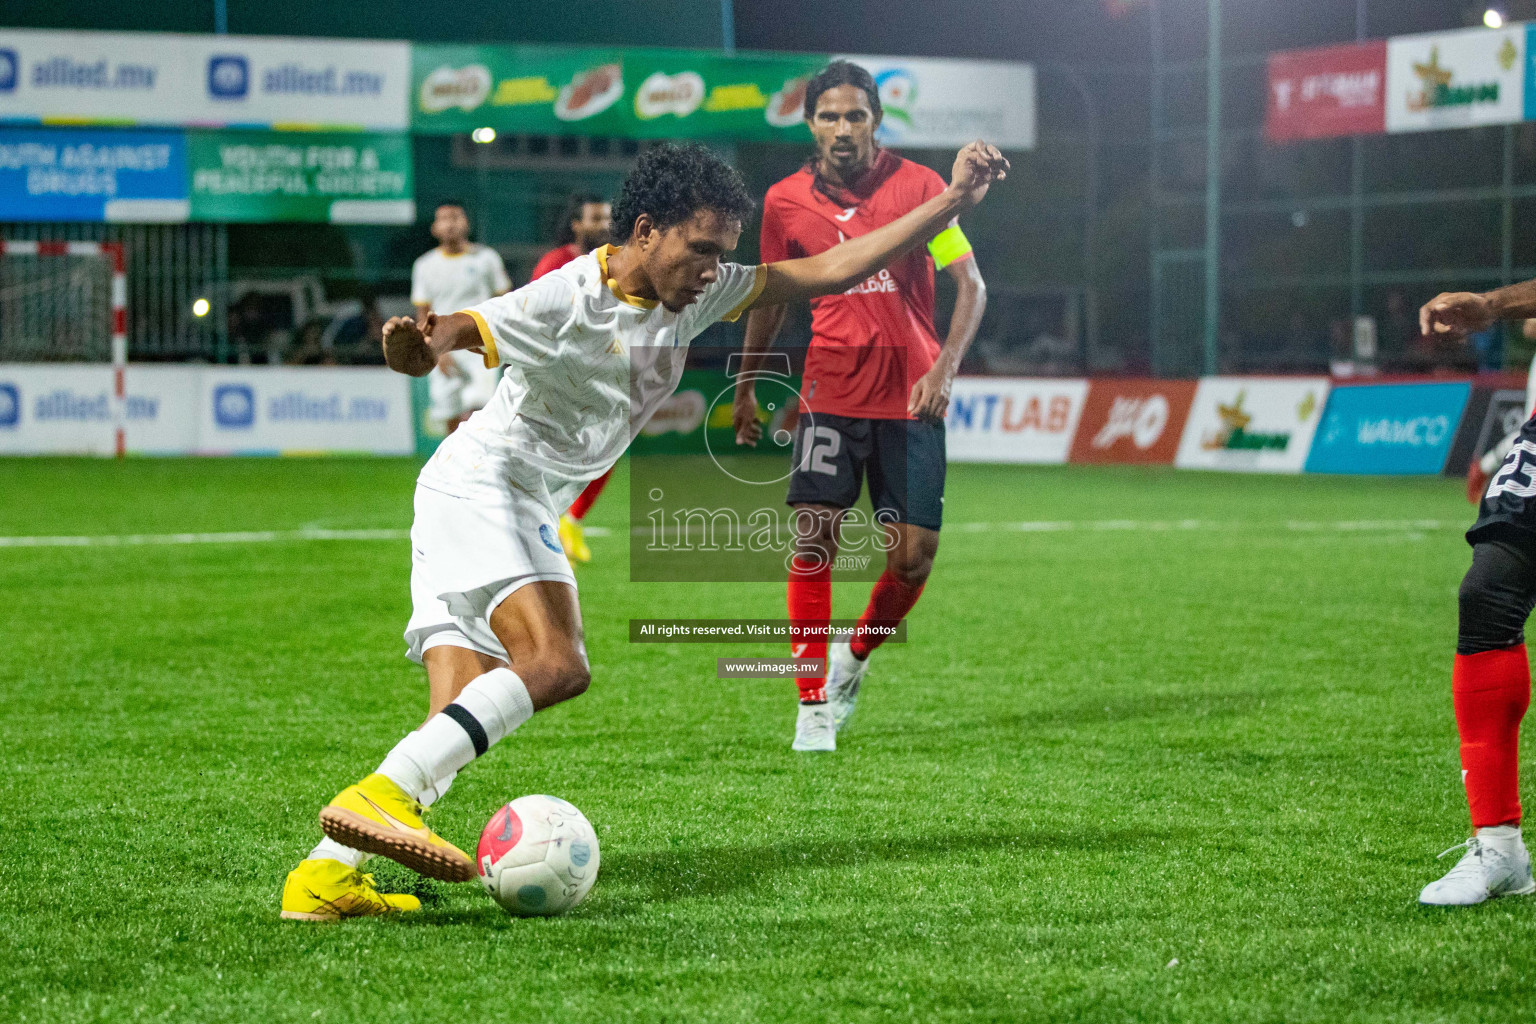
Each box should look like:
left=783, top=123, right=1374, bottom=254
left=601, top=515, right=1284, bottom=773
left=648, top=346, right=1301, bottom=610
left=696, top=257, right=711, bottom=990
left=580, top=293, right=620, bottom=329
left=538, top=523, right=564, bottom=554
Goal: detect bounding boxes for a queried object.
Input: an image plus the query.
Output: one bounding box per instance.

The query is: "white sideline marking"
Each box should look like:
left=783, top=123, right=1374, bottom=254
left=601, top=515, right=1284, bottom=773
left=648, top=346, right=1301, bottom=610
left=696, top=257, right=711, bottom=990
left=0, top=525, right=615, bottom=549
left=0, top=528, right=411, bottom=548
left=0, top=519, right=1449, bottom=550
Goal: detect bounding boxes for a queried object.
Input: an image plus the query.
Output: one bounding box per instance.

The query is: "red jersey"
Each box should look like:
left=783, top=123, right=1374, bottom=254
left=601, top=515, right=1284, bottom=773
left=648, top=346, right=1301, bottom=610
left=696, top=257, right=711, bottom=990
left=759, top=151, right=958, bottom=420
left=531, top=243, right=582, bottom=280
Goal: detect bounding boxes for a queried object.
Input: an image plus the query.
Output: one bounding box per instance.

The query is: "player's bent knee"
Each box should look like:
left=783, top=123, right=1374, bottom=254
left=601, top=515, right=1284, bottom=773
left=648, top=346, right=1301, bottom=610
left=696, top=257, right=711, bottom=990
left=889, top=557, right=933, bottom=588
left=521, top=654, right=592, bottom=709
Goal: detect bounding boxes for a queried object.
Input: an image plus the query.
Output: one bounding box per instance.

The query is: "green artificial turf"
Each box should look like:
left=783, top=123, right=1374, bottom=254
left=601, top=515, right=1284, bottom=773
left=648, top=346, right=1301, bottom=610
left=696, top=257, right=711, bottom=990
left=2, top=456, right=1533, bottom=1023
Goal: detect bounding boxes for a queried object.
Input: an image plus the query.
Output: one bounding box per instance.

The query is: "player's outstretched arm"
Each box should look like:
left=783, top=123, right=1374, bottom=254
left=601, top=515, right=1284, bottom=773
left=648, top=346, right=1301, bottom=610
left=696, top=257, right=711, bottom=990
left=753, top=141, right=1008, bottom=310
left=733, top=304, right=788, bottom=446
left=1421, top=279, right=1536, bottom=340
left=382, top=312, right=482, bottom=377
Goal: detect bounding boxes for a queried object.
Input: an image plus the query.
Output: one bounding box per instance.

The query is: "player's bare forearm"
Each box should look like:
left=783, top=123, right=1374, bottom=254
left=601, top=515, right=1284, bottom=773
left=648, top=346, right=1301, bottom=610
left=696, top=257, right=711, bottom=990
left=382, top=311, right=482, bottom=378
left=1422, top=278, right=1536, bottom=339
left=937, top=258, right=987, bottom=373
left=908, top=262, right=986, bottom=422
left=1485, top=280, right=1536, bottom=321
left=739, top=304, right=787, bottom=377
left=733, top=304, right=787, bottom=446
left=758, top=188, right=967, bottom=307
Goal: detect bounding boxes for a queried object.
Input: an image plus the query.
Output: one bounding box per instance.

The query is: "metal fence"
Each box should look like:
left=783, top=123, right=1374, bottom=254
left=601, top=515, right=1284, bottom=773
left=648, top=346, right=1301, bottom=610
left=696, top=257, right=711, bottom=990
left=0, top=222, right=227, bottom=362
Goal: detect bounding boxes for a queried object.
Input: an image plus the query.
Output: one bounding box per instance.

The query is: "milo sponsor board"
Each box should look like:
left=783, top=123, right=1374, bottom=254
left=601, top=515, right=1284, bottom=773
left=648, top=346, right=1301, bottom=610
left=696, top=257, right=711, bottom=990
left=410, top=44, right=1035, bottom=147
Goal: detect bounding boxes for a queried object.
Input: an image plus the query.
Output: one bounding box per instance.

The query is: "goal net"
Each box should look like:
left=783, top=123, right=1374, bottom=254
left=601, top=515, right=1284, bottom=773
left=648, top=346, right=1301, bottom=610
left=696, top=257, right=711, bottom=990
left=0, top=240, right=124, bottom=364
left=0, top=240, right=129, bottom=455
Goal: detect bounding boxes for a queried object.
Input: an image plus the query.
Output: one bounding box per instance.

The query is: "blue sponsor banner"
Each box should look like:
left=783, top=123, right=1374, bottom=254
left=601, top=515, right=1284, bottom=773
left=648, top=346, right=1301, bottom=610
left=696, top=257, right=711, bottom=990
left=1306, top=381, right=1472, bottom=475
left=0, top=127, right=188, bottom=221
left=1527, top=25, right=1536, bottom=121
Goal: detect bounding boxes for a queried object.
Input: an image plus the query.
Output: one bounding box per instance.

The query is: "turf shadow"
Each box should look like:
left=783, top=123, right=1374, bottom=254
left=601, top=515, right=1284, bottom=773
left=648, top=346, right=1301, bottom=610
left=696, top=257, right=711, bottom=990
left=599, top=823, right=1193, bottom=908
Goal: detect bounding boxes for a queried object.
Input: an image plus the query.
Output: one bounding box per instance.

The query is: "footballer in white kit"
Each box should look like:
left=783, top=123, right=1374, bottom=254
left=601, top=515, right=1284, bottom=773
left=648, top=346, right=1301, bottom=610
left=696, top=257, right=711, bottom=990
left=404, top=244, right=765, bottom=666
left=279, top=141, right=1008, bottom=921
left=410, top=201, right=512, bottom=430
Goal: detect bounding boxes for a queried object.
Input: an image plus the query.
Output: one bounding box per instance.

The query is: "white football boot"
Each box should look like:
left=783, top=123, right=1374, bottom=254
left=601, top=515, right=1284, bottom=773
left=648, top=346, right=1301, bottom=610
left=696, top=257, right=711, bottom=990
left=825, top=638, right=870, bottom=733
left=1419, top=828, right=1536, bottom=906
left=792, top=702, right=836, bottom=752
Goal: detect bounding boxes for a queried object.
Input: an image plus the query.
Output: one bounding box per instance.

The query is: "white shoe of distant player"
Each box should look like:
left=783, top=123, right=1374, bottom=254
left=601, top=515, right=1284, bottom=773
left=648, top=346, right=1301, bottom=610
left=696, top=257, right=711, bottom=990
left=792, top=702, right=836, bottom=752
left=1419, top=829, right=1536, bottom=906
left=825, top=638, right=869, bottom=733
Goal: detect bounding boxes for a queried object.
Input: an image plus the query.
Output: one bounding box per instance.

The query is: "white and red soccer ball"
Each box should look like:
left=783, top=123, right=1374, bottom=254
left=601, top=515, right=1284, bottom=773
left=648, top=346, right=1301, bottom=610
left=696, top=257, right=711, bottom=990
left=476, top=795, right=600, bottom=916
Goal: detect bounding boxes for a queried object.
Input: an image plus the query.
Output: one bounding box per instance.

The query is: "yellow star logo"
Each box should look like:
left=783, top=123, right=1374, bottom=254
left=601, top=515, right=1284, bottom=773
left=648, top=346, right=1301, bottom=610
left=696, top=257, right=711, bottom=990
left=1413, top=47, right=1453, bottom=90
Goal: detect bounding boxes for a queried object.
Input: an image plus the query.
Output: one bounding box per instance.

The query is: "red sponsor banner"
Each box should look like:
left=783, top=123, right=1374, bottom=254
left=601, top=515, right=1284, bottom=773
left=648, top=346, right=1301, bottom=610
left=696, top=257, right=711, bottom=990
left=1266, top=40, right=1387, bottom=143
left=1069, top=379, right=1197, bottom=465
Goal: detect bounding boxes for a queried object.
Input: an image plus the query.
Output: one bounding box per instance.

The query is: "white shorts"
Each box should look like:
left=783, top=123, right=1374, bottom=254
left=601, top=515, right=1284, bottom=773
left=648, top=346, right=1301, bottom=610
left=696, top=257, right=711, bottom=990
left=403, top=483, right=576, bottom=664
left=427, top=352, right=502, bottom=422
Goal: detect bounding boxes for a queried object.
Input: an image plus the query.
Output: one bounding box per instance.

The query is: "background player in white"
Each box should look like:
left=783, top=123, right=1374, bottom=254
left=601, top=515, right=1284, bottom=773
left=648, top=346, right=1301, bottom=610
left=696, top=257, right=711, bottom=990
left=278, top=140, right=1007, bottom=919
left=411, top=201, right=512, bottom=433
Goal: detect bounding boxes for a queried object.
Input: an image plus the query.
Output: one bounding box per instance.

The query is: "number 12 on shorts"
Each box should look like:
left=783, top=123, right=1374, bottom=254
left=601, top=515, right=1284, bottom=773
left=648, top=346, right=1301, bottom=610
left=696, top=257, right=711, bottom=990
left=799, top=426, right=841, bottom=476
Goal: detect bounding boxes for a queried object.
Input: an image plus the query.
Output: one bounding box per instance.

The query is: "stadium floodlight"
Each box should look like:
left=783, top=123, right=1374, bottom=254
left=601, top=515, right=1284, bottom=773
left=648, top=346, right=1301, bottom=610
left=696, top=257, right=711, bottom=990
left=1485, top=7, right=1505, bottom=28
left=471, top=127, right=497, bottom=144
left=192, top=298, right=210, bottom=318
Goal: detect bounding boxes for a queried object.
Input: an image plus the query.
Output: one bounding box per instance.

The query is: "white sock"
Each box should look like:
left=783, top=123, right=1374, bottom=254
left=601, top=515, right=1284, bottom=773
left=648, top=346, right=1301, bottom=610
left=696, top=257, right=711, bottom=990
left=1477, top=824, right=1523, bottom=849
left=376, top=667, right=534, bottom=801
left=308, top=836, right=368, bottom=868
left=419, top=769, right=458, bottom=807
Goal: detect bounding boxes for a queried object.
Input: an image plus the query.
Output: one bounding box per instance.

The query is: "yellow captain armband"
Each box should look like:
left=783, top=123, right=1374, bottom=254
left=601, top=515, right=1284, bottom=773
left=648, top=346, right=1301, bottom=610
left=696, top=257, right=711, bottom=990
left=458, top=308, right=499, bottom=368
left=927, top=225, right=973, bottom=270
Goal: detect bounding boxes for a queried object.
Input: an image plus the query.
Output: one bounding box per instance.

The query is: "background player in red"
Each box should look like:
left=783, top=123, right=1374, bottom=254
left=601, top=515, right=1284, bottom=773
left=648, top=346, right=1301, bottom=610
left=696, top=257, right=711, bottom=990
left=532, top=191, right=612, bottom=281
left=1416, top=282, right=1536, bottom=905
left=534, top=192, right=615, bottom=563
left=733, top=61, right=989, bottom=752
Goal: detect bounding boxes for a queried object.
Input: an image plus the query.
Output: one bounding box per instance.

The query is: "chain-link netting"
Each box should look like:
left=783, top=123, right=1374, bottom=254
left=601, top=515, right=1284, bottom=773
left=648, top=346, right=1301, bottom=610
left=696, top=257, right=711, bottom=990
left=0, top=252, right=112, bottom=362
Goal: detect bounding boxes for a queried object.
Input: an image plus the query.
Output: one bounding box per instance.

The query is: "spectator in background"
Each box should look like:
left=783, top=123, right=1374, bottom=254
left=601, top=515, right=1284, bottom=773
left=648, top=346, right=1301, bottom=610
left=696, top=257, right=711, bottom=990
left=531, top=192, right=614, bottom=565
left=530, top=192, right=613, bottom=280
left=323, top=292, right=387, bottom=366
left=411, top=201, right=512, bottom=433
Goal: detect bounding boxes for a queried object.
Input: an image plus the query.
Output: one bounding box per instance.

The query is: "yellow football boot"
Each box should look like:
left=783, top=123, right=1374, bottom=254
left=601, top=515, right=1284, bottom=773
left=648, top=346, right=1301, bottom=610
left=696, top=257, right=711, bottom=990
left=318, top=773, right=474, bottom=882
left=280, top=859, right=421, bottom=922
left=559, top=513, right=592, bottom=564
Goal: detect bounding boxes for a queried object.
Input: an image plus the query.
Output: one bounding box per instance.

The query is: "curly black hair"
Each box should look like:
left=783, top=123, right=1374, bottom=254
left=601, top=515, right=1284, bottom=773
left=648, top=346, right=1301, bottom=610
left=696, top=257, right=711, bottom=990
left=803, top=60, right=882, bottom=124
left=611, top=143, right=754, bottom=242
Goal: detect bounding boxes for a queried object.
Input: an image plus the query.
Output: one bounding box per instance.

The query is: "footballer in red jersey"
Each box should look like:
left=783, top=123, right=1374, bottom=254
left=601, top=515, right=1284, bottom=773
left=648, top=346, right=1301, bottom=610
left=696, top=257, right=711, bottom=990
left=532, top=192, right=612, bottom=282
left=733, top=61, right=990, bottom=752
left=539, top=193, right=615, bottom=564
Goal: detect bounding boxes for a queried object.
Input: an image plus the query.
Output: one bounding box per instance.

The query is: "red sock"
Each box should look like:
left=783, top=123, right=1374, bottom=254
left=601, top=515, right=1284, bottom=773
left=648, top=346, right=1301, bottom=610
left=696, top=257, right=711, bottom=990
left=788, top=555, right=831, bottom=702
left=568, top=468, right=612, bottom=521
left=1454, top=645, right=1531, bottom=828
left=850, top=570, right=925, bottom=660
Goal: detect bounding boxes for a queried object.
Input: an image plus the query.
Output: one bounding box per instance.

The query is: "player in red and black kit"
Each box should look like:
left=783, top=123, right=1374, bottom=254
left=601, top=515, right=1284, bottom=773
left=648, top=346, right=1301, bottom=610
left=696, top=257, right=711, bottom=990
left=733, top=61, right=990, bottom=752
left=537, top=192, right=615, bottom=564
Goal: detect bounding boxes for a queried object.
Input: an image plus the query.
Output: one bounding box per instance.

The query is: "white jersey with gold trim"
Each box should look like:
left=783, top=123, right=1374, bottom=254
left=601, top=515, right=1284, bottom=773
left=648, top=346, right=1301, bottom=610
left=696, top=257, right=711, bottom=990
left=418, top=245, right=765, bottom=512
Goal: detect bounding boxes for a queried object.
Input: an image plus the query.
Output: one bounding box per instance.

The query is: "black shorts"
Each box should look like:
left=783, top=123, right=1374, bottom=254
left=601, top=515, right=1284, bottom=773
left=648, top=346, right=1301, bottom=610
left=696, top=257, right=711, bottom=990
left=1469, top=415, right=1536, bottom=550
left=784, top=413, right=946, bottom=530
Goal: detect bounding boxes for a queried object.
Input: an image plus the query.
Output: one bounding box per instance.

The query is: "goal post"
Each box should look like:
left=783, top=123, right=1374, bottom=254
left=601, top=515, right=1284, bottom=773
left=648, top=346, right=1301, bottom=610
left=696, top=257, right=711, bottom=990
left=0, top=239, right=127, bottom=456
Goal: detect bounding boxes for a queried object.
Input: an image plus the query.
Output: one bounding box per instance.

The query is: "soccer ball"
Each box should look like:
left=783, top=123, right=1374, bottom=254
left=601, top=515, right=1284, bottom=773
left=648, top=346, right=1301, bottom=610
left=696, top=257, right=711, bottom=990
left=476, top=794, right=600, bottom=916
